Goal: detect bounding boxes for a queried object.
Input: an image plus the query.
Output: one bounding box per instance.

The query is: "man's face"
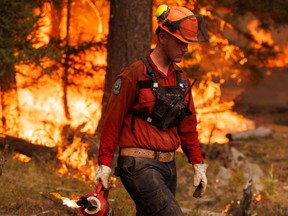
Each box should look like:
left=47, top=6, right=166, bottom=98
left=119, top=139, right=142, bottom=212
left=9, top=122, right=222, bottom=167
left=161, top=32, right=188, bottom=63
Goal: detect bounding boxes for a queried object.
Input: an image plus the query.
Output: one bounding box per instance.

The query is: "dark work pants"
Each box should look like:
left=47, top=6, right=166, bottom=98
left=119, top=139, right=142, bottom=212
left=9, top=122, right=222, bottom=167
left=117, top=156, right=184, bottom=216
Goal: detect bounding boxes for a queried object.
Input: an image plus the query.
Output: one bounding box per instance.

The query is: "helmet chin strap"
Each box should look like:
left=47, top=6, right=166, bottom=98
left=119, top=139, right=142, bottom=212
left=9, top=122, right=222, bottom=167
left=163, top=20, right=178, bottom=33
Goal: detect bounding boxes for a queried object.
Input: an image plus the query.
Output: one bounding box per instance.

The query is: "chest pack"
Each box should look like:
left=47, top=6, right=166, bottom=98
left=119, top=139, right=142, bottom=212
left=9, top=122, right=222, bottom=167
left=134, top=57, right=191, bottom=130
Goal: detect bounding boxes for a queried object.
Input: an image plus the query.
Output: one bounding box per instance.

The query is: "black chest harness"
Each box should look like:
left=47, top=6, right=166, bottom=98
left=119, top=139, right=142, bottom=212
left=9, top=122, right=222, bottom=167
left=133, top=57, right=192, bottom=130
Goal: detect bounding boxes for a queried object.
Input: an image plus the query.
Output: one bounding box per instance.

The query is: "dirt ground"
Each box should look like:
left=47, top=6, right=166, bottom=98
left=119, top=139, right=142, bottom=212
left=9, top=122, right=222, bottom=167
left=230, top=105, right=288, bottom=215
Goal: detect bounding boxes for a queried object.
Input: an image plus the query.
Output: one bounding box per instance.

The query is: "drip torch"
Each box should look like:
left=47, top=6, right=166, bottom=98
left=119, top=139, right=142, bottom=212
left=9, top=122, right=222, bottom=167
left=77, top=182, right=113, bottom=216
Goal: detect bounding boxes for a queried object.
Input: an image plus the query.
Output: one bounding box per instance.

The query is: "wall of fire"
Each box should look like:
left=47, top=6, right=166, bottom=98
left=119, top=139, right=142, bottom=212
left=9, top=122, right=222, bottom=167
left=1, top=0, right=287, bottom=154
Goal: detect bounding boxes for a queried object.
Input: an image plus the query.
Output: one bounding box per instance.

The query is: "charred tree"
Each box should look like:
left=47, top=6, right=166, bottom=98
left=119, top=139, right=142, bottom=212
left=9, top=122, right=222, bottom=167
left=62, top=0, right=72, bottom=121
left=96, top=0, right=153, bottom=134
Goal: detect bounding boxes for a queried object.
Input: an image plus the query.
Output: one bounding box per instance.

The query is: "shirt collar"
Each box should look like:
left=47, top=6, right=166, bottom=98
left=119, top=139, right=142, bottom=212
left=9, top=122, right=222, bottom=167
left=145, top=50, right=183, bottom=77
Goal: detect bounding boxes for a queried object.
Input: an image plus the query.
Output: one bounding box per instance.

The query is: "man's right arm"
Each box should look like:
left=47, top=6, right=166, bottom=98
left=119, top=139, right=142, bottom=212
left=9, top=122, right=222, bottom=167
left=97, top=62, right=142, bottom=166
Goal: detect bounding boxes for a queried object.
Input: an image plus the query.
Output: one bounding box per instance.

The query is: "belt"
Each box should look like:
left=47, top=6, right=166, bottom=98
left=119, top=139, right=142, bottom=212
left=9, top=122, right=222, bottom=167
left=120, top=147, right=175, bottom=162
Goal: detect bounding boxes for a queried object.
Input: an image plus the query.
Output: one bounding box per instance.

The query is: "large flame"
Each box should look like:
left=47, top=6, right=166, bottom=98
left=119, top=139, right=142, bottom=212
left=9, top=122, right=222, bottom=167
left=1, top=0, right=286, bottom=180
left=10, top=1, right=108, bottom=178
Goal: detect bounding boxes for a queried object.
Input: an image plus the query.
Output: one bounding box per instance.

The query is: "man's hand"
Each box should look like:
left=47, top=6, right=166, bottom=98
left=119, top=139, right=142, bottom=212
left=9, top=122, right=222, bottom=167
left=94, top=165, right=111, bottom=189
left=193, top=163, right=208, bottom=198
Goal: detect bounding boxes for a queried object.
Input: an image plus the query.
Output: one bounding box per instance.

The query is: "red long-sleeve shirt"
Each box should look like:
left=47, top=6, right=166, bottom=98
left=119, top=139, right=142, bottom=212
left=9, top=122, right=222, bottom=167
left=98, top=54, right=203, bottom=166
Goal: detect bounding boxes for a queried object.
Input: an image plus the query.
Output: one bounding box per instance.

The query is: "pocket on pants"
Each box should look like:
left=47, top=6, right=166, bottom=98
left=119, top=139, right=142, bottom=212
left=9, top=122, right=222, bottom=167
left=117, top=156, right=136, bottom=176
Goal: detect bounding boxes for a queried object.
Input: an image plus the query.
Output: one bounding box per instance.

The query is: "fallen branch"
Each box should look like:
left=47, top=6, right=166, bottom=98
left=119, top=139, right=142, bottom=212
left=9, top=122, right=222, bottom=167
left=226, top=127, right=273, bottom=141
left=0, top=135, right=57, bottom=160
left=0, top=124, right=99, bottom=161
left=31, top=210, right=56, bottom=216
left=40, top=192, right=63, bottom=205
left=55, top=187, right=79, bottom=192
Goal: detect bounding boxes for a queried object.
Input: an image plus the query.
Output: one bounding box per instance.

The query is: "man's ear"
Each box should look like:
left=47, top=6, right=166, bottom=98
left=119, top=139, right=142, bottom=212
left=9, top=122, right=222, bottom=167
left=158, top=31, right=168, bottom=43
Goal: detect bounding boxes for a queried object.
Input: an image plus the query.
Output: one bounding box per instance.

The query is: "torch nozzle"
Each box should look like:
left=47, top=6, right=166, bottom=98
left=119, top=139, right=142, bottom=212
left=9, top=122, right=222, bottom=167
left=77, top=196, right=89, bottom=207
left=86, top=198, right=98, bottom=211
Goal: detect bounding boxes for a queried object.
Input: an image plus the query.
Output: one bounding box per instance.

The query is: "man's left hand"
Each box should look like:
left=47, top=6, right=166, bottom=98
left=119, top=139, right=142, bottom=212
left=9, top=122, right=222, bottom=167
left=193, top=163, right=208, bottom=198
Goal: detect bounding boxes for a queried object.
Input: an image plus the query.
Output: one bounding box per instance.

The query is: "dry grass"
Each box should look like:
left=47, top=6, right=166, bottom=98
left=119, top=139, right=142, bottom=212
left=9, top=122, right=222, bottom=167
left=0, top=112, right=287, bottom=216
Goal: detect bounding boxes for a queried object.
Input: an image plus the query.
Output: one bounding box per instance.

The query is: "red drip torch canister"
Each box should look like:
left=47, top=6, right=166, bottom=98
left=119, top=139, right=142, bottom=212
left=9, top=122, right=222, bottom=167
left=77, top=182, right=113, bottom=216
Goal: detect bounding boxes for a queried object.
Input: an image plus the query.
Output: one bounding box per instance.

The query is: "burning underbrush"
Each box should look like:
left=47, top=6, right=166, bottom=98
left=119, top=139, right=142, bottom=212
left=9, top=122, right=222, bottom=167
left=0, top=117, right=288, bottom=215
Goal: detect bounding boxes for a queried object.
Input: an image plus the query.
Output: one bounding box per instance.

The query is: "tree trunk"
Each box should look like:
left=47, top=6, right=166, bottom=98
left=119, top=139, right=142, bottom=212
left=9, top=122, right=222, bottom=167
left=62, top=0, right=72, bottom=121
left=96, top=0, right=152, bottom=134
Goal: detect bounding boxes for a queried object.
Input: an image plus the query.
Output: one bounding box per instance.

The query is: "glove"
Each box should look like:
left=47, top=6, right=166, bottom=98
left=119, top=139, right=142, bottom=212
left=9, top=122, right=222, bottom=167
left=193, top=163, right=208, bottom=198
left=93, top=165, right=111, bottom=189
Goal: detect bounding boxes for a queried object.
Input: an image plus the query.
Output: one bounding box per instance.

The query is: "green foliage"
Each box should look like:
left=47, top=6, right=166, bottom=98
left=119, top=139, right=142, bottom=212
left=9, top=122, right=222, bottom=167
left=0, top=0, right=106, bottom=89
left=0, top=1, right=38, bottom=71
left=263, top=165, right=278, bottom=197
left=0, top=0, right=62, bottom=81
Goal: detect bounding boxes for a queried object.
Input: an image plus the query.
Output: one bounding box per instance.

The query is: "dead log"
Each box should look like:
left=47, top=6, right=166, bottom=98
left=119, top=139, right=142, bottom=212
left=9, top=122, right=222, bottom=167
left=0, top=135, right=57, bottom=160
left=226, top=127, right=273, bottom=141
left=0, top=127, right=98, bottom=161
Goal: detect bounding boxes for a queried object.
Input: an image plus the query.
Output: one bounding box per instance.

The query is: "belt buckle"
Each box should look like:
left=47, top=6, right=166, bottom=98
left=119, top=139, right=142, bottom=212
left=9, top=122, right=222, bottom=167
left=169, top=152, right=175, bottom=161
left=154, top=151, right=160, bottom=161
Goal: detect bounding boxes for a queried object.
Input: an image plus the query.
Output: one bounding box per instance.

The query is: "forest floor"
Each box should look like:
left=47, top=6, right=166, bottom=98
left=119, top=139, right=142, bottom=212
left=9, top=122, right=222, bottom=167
left=0, top=108, right=288, bottom=216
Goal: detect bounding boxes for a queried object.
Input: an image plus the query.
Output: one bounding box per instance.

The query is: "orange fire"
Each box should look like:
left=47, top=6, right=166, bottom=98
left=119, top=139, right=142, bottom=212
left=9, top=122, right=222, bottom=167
left=50, top=192, right=80, bottom=208
left=1, top=1, right=286, bottom=180
left=221, top=192, right=262, bottom=213
left=9, top=1, right=108, bottom=179
left=253, top=192, right=262, bottom=202
left=13, top=153, right=31, bottom=163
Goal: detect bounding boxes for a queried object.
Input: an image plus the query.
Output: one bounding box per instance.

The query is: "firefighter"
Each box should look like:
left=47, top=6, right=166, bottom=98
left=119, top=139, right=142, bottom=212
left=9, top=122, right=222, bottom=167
left=94, top=5, right=209, bottom=216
